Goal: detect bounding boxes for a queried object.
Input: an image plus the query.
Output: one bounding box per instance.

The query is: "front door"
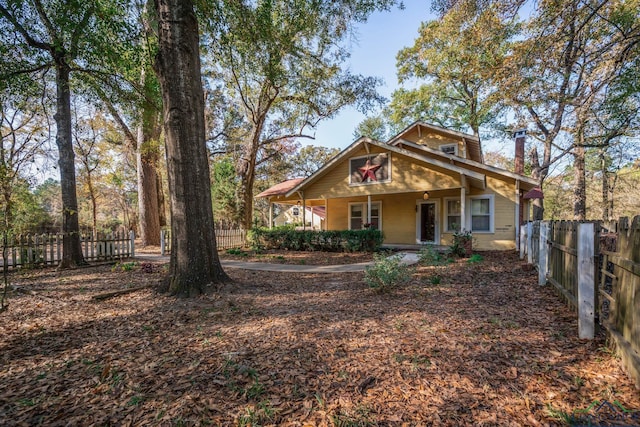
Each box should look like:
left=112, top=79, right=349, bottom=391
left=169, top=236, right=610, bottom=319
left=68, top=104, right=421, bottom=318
left=419, top=202, right=436, bottom=242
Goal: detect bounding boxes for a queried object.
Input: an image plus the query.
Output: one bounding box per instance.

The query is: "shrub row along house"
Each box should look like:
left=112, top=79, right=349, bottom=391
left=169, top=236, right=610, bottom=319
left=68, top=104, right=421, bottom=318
left=257, top=122, right=540, bottom=250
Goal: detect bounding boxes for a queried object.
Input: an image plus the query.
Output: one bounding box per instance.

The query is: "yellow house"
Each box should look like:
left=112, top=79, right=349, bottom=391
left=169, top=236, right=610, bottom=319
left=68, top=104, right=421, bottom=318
left=257, top=122, right=538, bottom=250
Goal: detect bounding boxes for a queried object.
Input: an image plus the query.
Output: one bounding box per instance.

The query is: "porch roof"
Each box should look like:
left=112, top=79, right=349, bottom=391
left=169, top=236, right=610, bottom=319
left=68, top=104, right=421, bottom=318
left=256, top=178, right=304, bottom=198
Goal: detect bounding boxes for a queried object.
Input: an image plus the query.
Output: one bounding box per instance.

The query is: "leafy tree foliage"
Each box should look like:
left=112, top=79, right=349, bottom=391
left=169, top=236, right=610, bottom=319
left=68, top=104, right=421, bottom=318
left=201, top=0, right=395, bottom=230
left=498, top=0, right=640, bottom=219
left=392, top=2, right=516, bottom=138
left=287, top=145, right=340, bottom=178
left=0, top=0, right=139, bottom=267
left=353, top=116, right=391, bottom=142
left=393, top=0, right=639, bottom=220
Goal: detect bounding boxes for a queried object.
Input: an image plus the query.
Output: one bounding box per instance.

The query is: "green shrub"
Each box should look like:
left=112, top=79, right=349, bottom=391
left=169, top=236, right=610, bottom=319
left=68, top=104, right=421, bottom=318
left=226, top=248, right=246, bottom=256
left=448, top=229, right=473, bottom=258
left=364, top=254, right=412, bottom=293
left=418, top=245, right=445, bottom=266
left=467, top=253, right=484, bottom=264
left=249, top=228, right=383, bottom=252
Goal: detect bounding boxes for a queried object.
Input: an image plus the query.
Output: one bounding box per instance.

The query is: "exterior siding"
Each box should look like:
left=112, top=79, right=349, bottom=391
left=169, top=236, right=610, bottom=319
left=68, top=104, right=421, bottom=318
left=324, top=179, right=520, bottom=250
left=265, top=135, right=529, bottom=250
left=303, top=146, right=460, bottom=200
left=401, top=128, right=467, bottom=158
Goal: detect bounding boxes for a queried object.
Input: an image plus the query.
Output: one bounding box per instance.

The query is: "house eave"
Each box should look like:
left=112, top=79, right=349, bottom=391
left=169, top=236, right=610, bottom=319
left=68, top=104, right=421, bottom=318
left=395, top=138, right=538, bottom=189
left=285, top=137, right=488, bottom=198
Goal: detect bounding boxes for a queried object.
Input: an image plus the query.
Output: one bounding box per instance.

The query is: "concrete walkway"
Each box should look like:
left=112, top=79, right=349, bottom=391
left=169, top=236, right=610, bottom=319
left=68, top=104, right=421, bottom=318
left=134, top=252, right=419, bottom=273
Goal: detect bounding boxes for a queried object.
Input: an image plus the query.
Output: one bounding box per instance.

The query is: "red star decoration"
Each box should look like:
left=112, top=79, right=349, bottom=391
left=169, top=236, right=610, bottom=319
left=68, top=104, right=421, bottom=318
left=358, top=159, right=381, bottom=182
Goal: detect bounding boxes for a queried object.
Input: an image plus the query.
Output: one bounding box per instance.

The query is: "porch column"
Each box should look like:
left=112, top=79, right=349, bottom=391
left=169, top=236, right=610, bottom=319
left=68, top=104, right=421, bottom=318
left=310, top=207, right=315, bottom=230
left=367, top=195, right=372, bottom=226
left=302, top=194, right=306, bottom=230
left=269, top=201, right=273, bottom=229
left=459, top=186, right=466, bottom=231
left=324, top=199, right=328, bottom=231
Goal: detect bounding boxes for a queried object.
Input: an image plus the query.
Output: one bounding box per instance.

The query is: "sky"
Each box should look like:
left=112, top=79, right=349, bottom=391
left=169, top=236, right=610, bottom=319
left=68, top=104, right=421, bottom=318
left=310, top=1, right=433, bottom=150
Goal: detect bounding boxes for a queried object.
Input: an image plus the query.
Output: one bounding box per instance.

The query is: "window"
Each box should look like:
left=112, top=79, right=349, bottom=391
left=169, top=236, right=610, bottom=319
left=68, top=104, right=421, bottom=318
left=470, top=196, right=492, bottom=232
left=444, top=195, right=494, bottom=233
left=349, top=202, right=381, bottom=230
left=445, top=199, right=461, bottom=232
left=440, top=144, right=458, bottom=156
left=350, top=204, right=363, bottom=230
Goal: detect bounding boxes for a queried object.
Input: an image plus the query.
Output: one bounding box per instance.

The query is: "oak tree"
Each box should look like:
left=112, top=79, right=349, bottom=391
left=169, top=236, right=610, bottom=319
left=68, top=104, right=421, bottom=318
left=153, top=0, right=229, bottom=296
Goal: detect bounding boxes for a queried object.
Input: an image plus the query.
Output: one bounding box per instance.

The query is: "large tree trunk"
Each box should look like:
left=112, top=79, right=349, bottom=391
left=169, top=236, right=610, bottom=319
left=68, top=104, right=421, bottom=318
left=573, top=139, right=586, bottom=220
left=137, top=133, right=161, bottom=245
left=236, top=122, right=264, bottom=232
left=87, top=174, right=98, bottom=239
left=601, top=149, right=610, bottom=221
left=236, top=141, right=258, bottom=232
left=136, top=72, right=162, bottom=246
left=54, top=60, right=85, bottom=268
left=529, top=147, right=545, bottom=220
left=153, top=0, right=228, bottom=296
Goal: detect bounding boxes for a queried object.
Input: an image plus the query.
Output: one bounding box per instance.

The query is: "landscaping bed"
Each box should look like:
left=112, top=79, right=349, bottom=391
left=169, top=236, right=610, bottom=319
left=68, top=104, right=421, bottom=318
left=0, top=252, right=638, bottom=425
left=219, top=249, right=375, bottom=265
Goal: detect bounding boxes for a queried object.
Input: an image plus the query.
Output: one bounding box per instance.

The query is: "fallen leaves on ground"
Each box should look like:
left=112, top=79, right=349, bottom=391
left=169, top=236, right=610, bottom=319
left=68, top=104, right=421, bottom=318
left=0, top=252, right=638, bottom=426
left=219, top=249, right=374, bottom=266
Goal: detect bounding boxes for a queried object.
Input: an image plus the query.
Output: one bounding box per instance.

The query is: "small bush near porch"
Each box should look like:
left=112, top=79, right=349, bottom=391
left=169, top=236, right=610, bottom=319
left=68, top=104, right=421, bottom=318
left=249, top=227, right=383, bottom=252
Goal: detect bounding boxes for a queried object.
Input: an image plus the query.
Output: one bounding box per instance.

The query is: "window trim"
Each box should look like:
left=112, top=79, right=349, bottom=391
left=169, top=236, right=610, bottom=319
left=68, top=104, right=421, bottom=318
left=444, top=197, right=462, bottom=232
left=348, top=201, right=382, bottom=230
left=466, top=194, right=494, bottom=233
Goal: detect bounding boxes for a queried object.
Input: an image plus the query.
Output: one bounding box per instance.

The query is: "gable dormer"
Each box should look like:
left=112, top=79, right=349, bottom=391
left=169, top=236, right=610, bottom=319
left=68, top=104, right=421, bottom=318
left=388, top=121, right=483, bottom=163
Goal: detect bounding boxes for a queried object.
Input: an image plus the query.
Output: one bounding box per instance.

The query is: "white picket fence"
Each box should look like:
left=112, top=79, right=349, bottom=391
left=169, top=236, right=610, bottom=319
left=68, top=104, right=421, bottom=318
left=0, top=231, right=135, bottom=269
left=160, top=228, right=246, bottom=255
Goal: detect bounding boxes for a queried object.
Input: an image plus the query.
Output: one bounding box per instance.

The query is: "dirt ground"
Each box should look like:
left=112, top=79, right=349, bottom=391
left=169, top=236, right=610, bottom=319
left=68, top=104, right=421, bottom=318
left=0, top=251, right=638, bottom=426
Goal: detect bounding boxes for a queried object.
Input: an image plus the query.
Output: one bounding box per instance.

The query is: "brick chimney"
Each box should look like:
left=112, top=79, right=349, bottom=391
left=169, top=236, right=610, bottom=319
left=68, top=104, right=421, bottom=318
left=513, top=129, right=526, bottom=175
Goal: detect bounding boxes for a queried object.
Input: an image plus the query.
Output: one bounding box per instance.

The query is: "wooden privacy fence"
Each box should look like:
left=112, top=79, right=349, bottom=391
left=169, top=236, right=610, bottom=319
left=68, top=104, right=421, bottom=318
left=598, top=217, right=640, bottom=388
left=520, top=217, right=640, bottom=387
left=160, top=228, right=246, bottom=255
left=1, top=231, right=135, bottom=269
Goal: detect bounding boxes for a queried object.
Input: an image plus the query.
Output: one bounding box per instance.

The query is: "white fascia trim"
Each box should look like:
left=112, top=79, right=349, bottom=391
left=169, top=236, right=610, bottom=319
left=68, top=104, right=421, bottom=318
left=285, top=137, right=486, bottom=197
left=387, top=121, right=480, bottom=145
left=394, top=138, right=538, bottom=187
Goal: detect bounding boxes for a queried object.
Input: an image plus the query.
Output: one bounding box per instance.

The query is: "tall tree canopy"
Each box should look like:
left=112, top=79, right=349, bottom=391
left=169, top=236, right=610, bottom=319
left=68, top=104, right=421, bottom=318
left=391, top=2, right=516, bottom=139
left=201, top=0, right=395, bottom=231
left=0, top=0, right=138, bottom=266
left=499, top=0, right=640, bottom=219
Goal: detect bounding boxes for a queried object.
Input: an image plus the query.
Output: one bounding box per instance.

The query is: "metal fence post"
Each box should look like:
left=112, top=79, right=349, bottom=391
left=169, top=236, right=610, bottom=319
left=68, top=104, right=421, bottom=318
left=538, top=221, right=549, bottom=286
left=160, top=229, right=166, bottom=256
left=578, top=222, right=595, bottom=339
